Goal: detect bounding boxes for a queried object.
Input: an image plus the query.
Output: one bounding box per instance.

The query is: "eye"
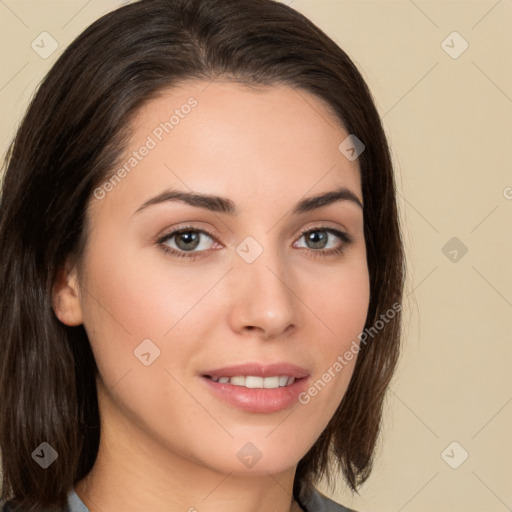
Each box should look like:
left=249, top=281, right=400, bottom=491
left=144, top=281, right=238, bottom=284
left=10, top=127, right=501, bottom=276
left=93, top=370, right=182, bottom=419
left=293, top=227, right=352, bottom=258
left=157, top=226, right=218, bottom=260
left=157, top=225, right=353, bottom=261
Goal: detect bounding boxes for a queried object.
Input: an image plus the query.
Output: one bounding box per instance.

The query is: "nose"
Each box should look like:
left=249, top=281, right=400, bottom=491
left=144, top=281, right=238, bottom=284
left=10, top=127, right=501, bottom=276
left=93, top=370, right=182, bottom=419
left=227, top=245, right=298, bottom=340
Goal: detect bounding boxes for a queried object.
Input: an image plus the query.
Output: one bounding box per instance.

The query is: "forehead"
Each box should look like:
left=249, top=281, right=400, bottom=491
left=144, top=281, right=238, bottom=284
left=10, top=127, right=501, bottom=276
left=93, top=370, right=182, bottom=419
left=90, top=80, right=362, bottom=220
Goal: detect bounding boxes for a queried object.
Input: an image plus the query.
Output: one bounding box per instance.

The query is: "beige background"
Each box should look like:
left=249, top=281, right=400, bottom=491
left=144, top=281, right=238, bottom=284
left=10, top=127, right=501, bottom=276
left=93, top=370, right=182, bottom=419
left=1, top=1, right=511, bottom=511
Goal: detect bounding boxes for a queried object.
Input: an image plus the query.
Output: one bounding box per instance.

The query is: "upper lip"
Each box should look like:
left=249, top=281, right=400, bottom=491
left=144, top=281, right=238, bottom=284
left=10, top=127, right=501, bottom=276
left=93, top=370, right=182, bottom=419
left=201, top=362, right=310, bottom=379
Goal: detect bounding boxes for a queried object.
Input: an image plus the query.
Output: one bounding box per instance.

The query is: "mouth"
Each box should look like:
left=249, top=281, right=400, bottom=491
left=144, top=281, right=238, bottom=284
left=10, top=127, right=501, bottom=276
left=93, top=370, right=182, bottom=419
left=199, top=363, right=310, bottom=413
left=200, top=361, right=310, bottom=380
left=202, top=374, right=300, bottom=388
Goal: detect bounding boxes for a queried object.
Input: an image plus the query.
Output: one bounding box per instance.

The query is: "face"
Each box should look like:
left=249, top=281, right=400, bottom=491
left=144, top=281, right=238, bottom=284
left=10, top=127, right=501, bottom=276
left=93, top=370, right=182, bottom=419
left=57, top=81, right=370, bottom=477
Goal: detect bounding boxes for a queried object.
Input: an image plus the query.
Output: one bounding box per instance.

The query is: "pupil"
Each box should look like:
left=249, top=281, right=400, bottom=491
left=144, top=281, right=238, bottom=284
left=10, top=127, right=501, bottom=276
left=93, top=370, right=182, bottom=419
left=308, top=231, right=326, bottom=249
left=177, top=231, right=199, bottom=250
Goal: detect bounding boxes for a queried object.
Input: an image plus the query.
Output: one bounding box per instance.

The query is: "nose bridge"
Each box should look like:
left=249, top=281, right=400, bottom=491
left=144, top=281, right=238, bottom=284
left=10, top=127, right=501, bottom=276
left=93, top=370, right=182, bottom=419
left=228, top=234, right=297, bottom=338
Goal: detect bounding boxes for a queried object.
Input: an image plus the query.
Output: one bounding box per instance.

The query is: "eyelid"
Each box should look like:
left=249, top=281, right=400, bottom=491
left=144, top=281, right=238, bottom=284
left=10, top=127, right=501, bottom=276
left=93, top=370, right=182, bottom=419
left=156, top=222, right=350, bottom=243
left=295, top=222, right=351, bottom=240
left=155, top=223, right=219, bottom=243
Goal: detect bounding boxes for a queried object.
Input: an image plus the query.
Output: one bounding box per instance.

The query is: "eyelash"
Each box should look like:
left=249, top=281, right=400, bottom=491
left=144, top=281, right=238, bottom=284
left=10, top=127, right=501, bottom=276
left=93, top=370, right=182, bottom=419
left=156, top=225, right=353, bottom=261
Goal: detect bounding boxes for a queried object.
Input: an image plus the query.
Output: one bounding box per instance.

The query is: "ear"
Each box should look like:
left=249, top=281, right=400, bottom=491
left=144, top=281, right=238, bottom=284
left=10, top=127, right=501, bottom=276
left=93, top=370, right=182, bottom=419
left=52, top=259, right=84, bottom=326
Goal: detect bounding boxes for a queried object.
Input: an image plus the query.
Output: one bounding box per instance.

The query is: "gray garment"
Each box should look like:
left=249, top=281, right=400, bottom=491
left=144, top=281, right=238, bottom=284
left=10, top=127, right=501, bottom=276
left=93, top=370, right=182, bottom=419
left=67, top=490, right=89, bottom=512
left=66, top=487, right=356, bottom=512
left=301, top=488, right=356, bottom=512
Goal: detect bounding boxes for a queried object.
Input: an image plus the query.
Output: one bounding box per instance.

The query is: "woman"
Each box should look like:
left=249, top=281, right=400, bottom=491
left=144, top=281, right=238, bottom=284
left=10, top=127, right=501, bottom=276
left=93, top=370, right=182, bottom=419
left=0, top=0, right=405, bottom=510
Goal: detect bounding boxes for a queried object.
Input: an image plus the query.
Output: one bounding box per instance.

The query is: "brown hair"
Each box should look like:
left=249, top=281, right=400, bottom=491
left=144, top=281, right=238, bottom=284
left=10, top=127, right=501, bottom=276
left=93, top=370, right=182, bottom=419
left=0, top=0, right=405, bottom=509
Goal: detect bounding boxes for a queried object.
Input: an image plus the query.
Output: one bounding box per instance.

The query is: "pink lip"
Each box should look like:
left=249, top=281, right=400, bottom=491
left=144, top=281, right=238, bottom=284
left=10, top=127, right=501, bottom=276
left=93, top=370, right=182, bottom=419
left=199, top=362, right=311, bottom=414
left=201, top=362, right=310, bottom=379
left=200, top=374, right=310, bottom=413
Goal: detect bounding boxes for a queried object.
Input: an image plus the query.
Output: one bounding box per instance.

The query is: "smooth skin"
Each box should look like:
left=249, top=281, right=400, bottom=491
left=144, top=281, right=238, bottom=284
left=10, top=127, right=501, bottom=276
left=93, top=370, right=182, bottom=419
left=52, top=81, right=370, bottom=512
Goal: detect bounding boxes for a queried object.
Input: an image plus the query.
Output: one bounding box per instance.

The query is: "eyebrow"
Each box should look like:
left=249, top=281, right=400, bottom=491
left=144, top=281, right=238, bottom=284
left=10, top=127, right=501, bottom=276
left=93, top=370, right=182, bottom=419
left=133, top=186, right=363, bottom=216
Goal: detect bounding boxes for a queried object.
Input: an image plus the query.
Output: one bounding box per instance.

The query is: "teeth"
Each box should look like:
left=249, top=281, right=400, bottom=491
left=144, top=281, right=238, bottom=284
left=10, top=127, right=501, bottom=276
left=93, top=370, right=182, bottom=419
left=210, top=375, right=296, bottom=388
left=230, top=376, right=246, bottom=386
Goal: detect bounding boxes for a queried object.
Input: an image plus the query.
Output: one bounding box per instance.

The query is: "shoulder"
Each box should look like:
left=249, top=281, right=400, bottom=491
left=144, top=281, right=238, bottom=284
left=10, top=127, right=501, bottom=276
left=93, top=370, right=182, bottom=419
left=302, top=487, right=358, bottom=512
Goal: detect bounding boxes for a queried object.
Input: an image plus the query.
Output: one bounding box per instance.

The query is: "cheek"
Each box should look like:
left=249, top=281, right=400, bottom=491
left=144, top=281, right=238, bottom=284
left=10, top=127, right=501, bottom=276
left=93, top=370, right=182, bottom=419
left=301, top=256, right=370, bottom=347
left=78, top=239, right=225, bottom=386
left=296, top=259, right=370, bottom=409
left=331, top=267, right=370, bottom=342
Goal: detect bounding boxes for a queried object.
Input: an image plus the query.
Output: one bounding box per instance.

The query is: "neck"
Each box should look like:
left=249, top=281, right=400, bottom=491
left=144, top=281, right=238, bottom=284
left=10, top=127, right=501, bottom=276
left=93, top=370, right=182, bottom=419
left=75, top=384, right=304, bottom=512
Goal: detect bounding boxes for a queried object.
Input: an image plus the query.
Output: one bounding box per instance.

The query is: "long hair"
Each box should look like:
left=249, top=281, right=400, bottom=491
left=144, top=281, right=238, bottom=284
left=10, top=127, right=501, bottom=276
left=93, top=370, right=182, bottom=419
left=0, top=0, right=405, bottom=508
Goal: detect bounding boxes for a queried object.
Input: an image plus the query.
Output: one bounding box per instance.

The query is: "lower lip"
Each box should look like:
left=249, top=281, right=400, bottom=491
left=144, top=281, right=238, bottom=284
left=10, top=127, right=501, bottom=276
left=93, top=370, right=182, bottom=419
left=200, top=376, right=310, bottom=413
